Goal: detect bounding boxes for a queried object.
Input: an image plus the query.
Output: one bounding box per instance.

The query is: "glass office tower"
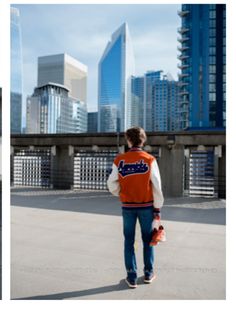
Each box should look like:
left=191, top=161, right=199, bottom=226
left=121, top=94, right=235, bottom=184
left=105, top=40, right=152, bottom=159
left=178, top=4, right=226, bottom=129
left=98, top=23, right=135, bottom=132
left=11, top=7, right=23, bottom=133
left=88, top=112, right=98, bottom=133
left=131, top=76, right=144, bottom=128
left=26, top=83, right=87, bottom=134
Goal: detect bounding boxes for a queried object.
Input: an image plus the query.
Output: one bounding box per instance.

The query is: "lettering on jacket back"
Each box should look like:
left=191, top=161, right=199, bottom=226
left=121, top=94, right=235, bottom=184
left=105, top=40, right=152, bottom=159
left=117, top=160, right=149, bottom=178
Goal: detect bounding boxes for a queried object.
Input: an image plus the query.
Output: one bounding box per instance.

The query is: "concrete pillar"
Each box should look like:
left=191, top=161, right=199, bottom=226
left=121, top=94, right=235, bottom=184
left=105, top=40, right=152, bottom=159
left=218, top=145, right=226, bottom=198
left=214, top=146, right=219, bottom=198
left=51, top=145, right=74, bottom=189
left=159, top=144, right=185, bottom=197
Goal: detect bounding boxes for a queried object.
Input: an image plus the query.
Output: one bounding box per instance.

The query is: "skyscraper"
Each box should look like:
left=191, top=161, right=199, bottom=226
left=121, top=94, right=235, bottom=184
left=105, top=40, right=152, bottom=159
left=26, top=83, right=87, bottom=134
left=131, top=71, right=179, bottom=132
left=178, top=4, right=226, bottom=129
left=88, top=112, right=98, bottom=133
left=27, top=53, right=88, bottom=134
left=98, top=23, right=135, bottom=132
left=144, top=71, right=179, bottom=132
left=144, top=71, right=162, bottom=131
left=11, top=7, right=23, bottom=133
left=131, top=76, right=144, bottom=128
left=167, top=75, right=180, bottom=131
left=38, top=53, right=87, bottom=103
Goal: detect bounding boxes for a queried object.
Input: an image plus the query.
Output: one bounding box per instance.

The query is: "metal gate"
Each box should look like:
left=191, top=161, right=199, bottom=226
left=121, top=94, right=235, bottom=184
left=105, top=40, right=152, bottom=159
left=13, top=149, right=51, bottom=187
left=74, top=150, right=117, bottom=190
left=185, top=149, right=216, bottom=197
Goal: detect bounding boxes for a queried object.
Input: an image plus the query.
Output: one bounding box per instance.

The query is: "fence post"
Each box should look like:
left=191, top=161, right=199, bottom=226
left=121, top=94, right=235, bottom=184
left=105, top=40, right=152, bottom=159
left=52, top=145, right=74, bottom=189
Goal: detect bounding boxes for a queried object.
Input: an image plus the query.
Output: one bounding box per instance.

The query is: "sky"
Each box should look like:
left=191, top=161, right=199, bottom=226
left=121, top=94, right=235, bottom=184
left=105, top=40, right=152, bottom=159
left=13, top=4, right=180, bottom=119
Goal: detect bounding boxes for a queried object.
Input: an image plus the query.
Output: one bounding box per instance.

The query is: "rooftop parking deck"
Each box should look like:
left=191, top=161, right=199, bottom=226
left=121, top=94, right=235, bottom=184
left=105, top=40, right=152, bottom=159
left=11, top=188, right=226, bottom=300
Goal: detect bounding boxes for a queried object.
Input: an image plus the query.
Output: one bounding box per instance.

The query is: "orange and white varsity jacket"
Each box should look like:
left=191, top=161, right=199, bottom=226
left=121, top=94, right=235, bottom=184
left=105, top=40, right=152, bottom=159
left=107, top=147, right=164, bottom=211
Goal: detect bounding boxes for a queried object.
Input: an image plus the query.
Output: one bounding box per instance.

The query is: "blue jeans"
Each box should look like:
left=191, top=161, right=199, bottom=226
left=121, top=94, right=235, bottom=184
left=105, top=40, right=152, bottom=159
left=122, top=207, right=154, bottom=280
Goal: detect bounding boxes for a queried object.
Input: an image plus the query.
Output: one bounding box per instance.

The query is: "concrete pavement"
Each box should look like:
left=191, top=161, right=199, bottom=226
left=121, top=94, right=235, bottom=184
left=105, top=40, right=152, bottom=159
left=11, top=188, right=226, bottom=300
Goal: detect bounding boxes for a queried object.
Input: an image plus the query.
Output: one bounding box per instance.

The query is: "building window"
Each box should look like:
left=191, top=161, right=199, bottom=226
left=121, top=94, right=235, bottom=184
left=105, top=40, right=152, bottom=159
left=209, top=4, right=216, bottom=9
left=209, top=47, right=216, bottom=55
left=209, top=93, right=216, bottom=101
left=209, top=84, right=216, bottom=92
left=209, top=74, right=216, bottom=82
left=209, top=56, right=216, bottom=64
left=209, top=65, right=216, bottom=73
left=209, top=10, right=216, bottom=19
left=209, top=19, right=216, bottom=28
left=209, top=37, right=216, bottom=46
left=209, top=28, right=216, bottom=37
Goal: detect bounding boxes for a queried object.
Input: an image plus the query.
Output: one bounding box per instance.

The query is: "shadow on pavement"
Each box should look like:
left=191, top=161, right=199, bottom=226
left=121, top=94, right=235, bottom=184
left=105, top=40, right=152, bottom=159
left=11, top=189, right=226, bottom=226
left=13, top=279, right=133, bottom=300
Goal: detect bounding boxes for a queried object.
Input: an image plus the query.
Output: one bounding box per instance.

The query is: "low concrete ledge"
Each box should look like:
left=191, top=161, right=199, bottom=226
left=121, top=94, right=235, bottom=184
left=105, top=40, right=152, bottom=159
left=11, top=131, right=226, bottom=147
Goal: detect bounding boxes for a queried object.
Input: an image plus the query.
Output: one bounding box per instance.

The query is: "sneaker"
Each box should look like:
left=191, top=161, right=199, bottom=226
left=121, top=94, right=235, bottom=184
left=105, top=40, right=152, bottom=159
left=150, top=226, right=166, bottom=246
left=144, top=273, right=156, bottom=284
left=125, top=277, right=138, bottom=288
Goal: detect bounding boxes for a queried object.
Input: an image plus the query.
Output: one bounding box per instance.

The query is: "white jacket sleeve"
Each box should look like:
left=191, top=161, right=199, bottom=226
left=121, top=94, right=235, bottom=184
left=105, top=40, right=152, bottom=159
left=150, top=159, right=164, bottom=209
left=107, top=163, right=120, bottom=196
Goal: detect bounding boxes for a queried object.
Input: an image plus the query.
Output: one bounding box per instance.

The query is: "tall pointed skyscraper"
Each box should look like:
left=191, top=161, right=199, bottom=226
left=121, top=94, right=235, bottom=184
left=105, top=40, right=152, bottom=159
left=98, top=23, right=135, bottom=132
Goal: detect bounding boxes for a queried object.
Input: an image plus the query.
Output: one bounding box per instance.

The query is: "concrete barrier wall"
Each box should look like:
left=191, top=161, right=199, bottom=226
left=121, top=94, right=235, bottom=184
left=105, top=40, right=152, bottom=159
left=11, top=131, right=226, bottom=197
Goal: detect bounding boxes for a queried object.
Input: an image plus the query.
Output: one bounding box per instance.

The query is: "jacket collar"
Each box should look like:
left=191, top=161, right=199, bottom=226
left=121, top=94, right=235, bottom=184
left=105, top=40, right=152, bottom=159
left=129, top=147, right=143, bottom=152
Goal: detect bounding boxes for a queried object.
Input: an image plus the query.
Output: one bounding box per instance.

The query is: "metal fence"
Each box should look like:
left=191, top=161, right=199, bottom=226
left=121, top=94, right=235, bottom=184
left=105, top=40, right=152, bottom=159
left=13, top=149, right=51, bottom=188
left=184, top=149, right=225, bottom=198
left=74, top=150, right=117, bottom=190
left=11, top=147, right=225, bottom=198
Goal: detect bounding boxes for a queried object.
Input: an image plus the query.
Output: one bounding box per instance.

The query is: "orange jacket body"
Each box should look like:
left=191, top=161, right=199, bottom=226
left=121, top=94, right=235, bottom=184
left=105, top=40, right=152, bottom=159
left=108, top=148, right=164, bottom=209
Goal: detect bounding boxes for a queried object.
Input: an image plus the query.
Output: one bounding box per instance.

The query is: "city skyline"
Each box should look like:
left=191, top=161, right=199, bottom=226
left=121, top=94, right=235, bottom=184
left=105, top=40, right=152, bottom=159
left=12, top=4, right=180, bottom=127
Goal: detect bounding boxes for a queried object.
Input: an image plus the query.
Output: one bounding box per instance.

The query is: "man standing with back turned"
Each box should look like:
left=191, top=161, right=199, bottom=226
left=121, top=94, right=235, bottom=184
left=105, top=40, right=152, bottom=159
left=107, top=127, right=164, bottom=288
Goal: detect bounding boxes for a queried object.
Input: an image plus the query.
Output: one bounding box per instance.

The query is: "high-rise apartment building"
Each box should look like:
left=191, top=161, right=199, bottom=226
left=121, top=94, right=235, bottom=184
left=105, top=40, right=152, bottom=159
left=144, top=71, right=162, bottom=131
left=131, top=71, right=179, bottom=132
left=11, top=7, right=23, bottom=133
left=167, top=75, right=180, bottom=131
left=98, top=23, right=135, bottom=132
left=145, top=71, right=179, bottom=132
left=26, top=83, right=87, bottom=134
left=178, top=4, right=226, bottom=129
left=38, top=53, right=87, bottom=103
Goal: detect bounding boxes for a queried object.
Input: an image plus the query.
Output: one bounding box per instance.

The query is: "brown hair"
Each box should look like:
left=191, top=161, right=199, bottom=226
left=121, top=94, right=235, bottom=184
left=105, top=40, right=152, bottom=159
left=125, top=127, right=147, bottom=147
